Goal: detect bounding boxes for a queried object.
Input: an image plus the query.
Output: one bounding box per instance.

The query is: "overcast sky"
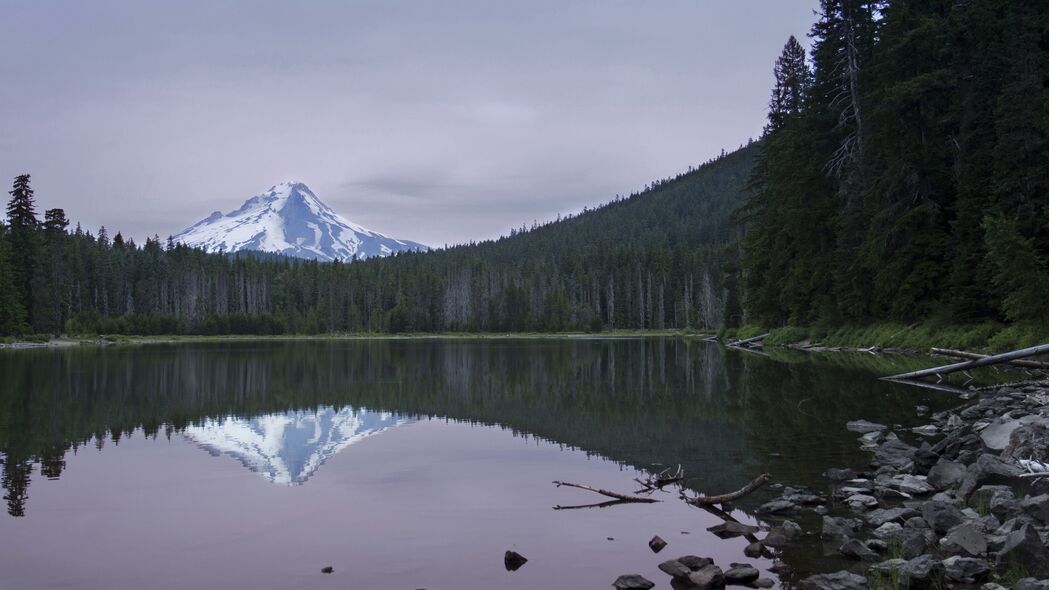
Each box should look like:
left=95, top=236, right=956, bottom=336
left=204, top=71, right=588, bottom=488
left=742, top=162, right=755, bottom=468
left=0, top=1, right=817, bottom=247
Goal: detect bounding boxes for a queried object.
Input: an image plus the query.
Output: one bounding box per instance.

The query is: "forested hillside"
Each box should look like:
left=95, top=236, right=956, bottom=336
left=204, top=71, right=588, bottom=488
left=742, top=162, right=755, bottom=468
left=0, top=145, right=755, bottom=336
left=738, top=0, right=1049, bottom=330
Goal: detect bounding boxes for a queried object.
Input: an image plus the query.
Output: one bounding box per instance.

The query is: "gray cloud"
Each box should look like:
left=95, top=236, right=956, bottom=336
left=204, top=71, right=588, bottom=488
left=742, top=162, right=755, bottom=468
left=0, top=0, right=818, bottom=247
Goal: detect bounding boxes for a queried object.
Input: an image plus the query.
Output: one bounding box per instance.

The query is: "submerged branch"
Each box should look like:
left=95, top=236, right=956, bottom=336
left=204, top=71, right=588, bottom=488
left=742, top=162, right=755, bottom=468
left=552, top=481, right=661, bottom=504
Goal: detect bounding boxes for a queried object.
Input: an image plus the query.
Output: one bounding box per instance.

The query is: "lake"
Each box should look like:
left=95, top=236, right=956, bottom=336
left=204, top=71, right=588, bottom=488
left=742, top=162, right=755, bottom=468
left=0, top=338, right=958, bottom=589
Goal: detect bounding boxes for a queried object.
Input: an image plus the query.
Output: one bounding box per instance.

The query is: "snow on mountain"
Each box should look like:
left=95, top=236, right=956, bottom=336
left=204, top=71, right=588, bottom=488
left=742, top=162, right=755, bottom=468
left=182, top=406, right=411, bottom=485
left=172, top=182, right=427, bottom=261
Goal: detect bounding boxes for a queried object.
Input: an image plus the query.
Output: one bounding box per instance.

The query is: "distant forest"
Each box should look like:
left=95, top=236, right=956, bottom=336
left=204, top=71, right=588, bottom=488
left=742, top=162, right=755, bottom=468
left=2, top=0, right=1046, bottom=337
left=0, top=146, right=754, bottom=336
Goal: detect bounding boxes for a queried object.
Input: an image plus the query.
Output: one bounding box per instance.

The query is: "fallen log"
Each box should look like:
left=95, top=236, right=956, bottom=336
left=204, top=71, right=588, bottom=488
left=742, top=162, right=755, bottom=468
left=681, top=473, right=771, bottom=506
left=883, top=343, right=1049, bottom=381
left=931, top=347, right=1049, bottom=370
left=552, top=481, right=660, bottom=503
left=728, top=333, right=770, bottom=347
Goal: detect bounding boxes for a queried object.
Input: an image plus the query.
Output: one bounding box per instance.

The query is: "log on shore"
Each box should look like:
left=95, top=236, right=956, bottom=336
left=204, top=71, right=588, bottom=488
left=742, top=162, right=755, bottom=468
left=728, top=333, right=770, bottom=347
left=931, top=347, right=1049, bottom=370
left=883, top=343, right=1049, bottom=381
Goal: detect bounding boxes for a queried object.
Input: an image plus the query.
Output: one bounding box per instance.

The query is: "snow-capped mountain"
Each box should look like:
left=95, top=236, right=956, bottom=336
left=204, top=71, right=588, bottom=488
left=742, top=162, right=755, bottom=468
left=172, top=182, right=427, bottom=261
left=182, top=406, right=411, bottom=485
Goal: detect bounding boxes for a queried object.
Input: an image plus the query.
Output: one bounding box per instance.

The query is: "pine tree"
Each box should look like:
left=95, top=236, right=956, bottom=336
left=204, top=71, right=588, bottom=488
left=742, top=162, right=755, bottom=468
left=5, top=175, right=39, bottom=328
left=765, top=36, right=811, bottom=134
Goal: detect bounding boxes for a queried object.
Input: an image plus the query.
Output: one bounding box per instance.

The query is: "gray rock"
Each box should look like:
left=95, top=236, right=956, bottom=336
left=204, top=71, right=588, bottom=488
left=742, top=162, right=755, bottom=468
left=867, top=507, right=917, bottom=527
left=1003, top=422, right=1049, bottom=463
left=724, top=564, right=760, bottom=585
left=799, top=571, right=867, bottom=590
left=847, top=420, right=887, bottom=434
left=912, top=425, right=939, bottom=436
left=873, top=522, right=903, bottom=540
left=867, top=538, right=889, bottom=552
left=1017, top=578, right=1049, bottom=590
left=757, top=499, right=796, bottom=514
left=785, top=493, right=824, bottom=505
left=504, top=550, right=528, bottom=571
left=762, top=521, right=800, bottom=547
left=914, top=443, right=940, bottom=471
left=928, top=459, right=966, bottom=490
left=869, top=559, right=906, bottom=577
left=762, top=530, right=789, bottom=548
left=859, top=429, right=884, bottom=445
left=321, top=566, right=334, bottom=574
left=648, top=535, right=667, bottom=553
left=659, top=559, right=693, bottom=579
left=897, top=528, right=936, bottom=560
left=614, top=574, right=656, bottom=590
left=998, top=525, right=1049, bottom=577
left=981, top=416, right=1049, bottom=451
left=839, top=538, right=879, bottom=561
left=992, top=497, right=1022, bottom=521
left=995, top=515, right=1039, bottom=536
left=893, top=475, right=935, bottom=496
left=754, top=578, right=775, bottom=588
left=707, top=521, right=759, bottom=538
left=899, top=554, right=946, bottom=590
left=874, top=438, right=919, bottom=471
left=743, top=541, right=763, bottom=558
left=921, top=501, right=966, bottom=535
left=904, top=516, right=929, bottom=529
left=686, top=565, right=725, bottom=590
left=678, top=556, right=714, bottom=571
left=969, top=485, right=1013, bottom=511
left=845, top=493, right=879, bottom=510
left=824, top=468, right=857, bottom=482
left=958, top=454, right=1023, bottom=499
left=942, top=556, right=991, bottom=583
left=822, top=516, right=863, bottom=540
left=940, top=523, right=987, bottom=556
left=1022, top=494, right=1049, bottom=523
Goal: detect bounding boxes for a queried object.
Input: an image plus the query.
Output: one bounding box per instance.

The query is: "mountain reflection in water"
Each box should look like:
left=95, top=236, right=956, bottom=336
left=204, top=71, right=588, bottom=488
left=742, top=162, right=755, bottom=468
left=183, top=406, right=410, bottom=485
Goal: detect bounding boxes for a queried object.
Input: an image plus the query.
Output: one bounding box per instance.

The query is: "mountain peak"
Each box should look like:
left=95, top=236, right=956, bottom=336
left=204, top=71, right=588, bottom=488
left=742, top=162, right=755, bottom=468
left=173, top=182, right=427, bottom=261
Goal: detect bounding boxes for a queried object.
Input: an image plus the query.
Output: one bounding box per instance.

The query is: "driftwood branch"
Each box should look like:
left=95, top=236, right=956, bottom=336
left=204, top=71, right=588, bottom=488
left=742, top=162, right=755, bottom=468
left=681, top=473, right=771, bottom=506
left=931, top=348, right=1049, bottom=370
left=884, top=343, right=1049, bottom=381
left=552, top=481, right=660, bottom=504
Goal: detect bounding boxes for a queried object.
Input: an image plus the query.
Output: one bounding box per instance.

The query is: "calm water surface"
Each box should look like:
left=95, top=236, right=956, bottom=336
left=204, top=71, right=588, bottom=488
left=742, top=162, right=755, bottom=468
left=0, top=338, right=958, bottom=589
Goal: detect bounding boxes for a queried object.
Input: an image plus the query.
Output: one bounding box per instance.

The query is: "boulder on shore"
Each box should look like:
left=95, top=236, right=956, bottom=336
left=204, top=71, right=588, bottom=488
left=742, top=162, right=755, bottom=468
left=613, top=574, right=655, bottom=590
left=799, top=571, right=867, bottom=590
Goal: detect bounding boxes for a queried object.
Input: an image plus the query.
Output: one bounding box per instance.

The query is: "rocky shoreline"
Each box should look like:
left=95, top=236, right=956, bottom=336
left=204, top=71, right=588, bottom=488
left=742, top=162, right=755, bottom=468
left=611, top=378, right=1049, bottom=590
left=776, top=379, right=1049, bottom=590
